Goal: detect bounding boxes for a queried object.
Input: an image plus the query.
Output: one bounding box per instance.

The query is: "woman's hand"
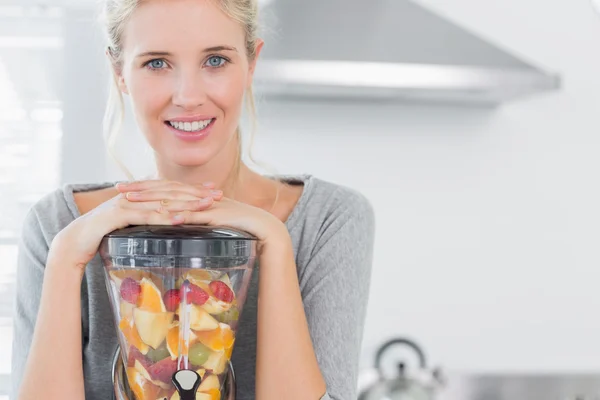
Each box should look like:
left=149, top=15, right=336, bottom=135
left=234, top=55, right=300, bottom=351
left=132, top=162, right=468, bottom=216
left=117, top=180, right=289, bottom=250
left=51, top=180, right=222, bottom=275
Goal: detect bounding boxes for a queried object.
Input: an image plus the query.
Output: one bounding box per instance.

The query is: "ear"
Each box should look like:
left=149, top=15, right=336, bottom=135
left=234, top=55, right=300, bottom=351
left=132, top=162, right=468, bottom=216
left=105, top=48, right=130, bottom=95
left=247, top=39, right=264, bottom=87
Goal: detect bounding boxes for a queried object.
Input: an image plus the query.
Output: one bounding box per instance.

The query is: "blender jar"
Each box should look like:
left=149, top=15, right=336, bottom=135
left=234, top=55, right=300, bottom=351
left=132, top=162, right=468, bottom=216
left=99, top=225, right=257, bottom=400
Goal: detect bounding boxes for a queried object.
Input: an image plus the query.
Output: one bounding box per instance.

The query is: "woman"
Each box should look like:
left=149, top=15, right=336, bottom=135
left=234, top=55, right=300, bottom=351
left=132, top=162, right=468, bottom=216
left=11, top=0, right=375, bottom=399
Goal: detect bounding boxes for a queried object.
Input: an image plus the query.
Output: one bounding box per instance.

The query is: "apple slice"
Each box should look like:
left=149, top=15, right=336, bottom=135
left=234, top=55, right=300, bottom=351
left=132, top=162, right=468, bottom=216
left=120, top=301, right=136, bottom=319
left=198, top=374, right=220, bottom=392
left=148, top=357, right=178, bottom=384
left=202, top=350, right=227, bottom=375
left=179, top=304, right=219, bottom=331
left=133, top=308, right=174, bottom=349
left=201, top=297, right=232, bottom=315
left=134, top=359, right=170, bottom=390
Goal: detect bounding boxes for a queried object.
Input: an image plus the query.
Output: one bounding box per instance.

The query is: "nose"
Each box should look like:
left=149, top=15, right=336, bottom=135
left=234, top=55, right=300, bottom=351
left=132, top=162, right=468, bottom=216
left=172, top=69, right=207, bottom=110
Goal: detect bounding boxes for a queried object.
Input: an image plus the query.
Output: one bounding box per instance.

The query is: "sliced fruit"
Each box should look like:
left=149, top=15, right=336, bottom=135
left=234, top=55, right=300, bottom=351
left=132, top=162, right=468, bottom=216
left=134, top=359, right=153, bottom=381
left=111, top=269, right=164, bottom=291
left=201, top=389, right=221, bottom=400
left=120, top=277, right=141, bottom=304
left=214, top=305, right=239, bottom=325
left=196, top=368, right=207, bottom=380
left=119, top=317, right=149, bottom=354
left=126, top=366, right=161, bottom=400
left=120, top=301, right=136, bottom=319
left=176, top=270, right=214, bottom=289
left=198, top=374, right=220, bottom=392
left=171, top=391, right=217, bottom=400
left=166, top=321, right=198, bottom=360
left=179, top=304, right=220, bottom=331
left=164, top=289, right=181, bottom=312
left=127, top=345, right=152, bottom=369
left=201, top=297, right=232, bottom=315
left=209, top=281, right=234, bottom=303
left=139, top=278, right=167, bottom=313
left=134, top=359, right=170, bottom=390
left=189, top=342, right=212, bottom=366
left=181, top=281, right=209, bottom=305
left=224, top=341, right=234, bottom=360
left=218, top=273, right=232, bottom=289
left=194, top=323, right=234, bottom=352
left=146, top=343, right=171, bottom=363
left=133, top=308, right=174, bottom=349
left=148, top=357, right=178, bottom=384
left=202, top=349, right=227, bottom=374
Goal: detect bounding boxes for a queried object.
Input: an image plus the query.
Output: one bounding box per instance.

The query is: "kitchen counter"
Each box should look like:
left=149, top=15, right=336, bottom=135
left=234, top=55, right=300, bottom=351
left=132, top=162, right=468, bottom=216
left=439, top=373, right=600, bottom=400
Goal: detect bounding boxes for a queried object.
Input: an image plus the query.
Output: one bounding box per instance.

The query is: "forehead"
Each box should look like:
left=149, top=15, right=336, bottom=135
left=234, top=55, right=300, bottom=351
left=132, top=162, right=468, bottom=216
left=122, top=0, right=245, bottom=53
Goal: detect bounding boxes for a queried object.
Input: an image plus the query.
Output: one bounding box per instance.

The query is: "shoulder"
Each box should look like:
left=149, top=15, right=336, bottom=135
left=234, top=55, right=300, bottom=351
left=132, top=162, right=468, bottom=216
left=21, top=181, right=117, bottom=242
left=291, top=176, right=375, bottom=255
left=304, top=176, right=375, bottom=230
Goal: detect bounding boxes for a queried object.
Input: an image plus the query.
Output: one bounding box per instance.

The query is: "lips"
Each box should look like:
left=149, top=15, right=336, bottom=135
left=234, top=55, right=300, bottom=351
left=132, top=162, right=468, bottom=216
left=164, top=118, right=216, bottom=142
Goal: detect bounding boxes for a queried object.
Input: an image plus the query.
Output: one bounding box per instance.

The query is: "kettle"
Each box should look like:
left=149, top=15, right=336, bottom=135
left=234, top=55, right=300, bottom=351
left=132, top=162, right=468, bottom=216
left=358, top=338, right=445, bottom=400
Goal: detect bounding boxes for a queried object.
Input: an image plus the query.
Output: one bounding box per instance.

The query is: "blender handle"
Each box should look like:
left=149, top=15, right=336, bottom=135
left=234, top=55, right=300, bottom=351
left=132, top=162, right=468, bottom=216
left=172, top=370, right=202, bottom=400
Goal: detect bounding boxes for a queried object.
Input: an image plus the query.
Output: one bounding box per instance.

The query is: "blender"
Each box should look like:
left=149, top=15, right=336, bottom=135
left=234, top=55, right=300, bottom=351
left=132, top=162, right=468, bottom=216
left=99, top=224, right=258, bottom=400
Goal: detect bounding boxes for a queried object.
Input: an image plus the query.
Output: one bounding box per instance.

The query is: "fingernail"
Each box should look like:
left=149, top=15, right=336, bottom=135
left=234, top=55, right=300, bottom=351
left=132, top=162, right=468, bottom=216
left=202, top=182, right=214, bottom=187
left=199, top=197, right=212, bottom=203
left=126, top=192, right=140, bottom=199
left=210, top=190, right=222, bottom=196
left=172, top=214, right=184, bottom=222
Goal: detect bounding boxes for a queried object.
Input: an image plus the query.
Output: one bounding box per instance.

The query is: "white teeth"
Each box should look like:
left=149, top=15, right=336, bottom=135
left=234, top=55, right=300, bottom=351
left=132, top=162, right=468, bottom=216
left=169, top=119, right=212, bottom=132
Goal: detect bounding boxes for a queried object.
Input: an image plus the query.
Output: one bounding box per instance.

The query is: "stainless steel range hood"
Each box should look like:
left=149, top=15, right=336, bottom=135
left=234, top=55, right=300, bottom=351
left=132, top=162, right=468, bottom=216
left=254, top=0, right=560, bottom=106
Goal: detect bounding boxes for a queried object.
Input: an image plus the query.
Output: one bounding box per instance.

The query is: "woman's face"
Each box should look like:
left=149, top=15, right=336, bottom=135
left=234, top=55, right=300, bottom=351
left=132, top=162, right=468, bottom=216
left=115, top=0, right=262, bottom=168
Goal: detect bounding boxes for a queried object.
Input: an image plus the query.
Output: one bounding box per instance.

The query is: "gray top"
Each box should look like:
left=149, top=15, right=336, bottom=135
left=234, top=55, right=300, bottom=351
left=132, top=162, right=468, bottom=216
left=10, top=175, right=375, bottom=400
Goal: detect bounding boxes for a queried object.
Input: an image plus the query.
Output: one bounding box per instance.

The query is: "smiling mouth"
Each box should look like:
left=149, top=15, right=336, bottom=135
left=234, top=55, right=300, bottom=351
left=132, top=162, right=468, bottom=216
left=165, top=118, right=214, bottom=133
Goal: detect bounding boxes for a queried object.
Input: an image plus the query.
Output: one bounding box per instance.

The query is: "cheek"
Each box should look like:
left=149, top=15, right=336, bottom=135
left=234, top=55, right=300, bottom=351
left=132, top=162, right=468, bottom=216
left=127, top=71, right=171, bottom=119
left=204, top=70, right=247, bottom=114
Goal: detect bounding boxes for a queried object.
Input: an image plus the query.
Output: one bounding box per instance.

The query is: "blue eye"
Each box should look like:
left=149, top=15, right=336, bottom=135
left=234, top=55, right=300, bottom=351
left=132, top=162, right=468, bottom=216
left=146, top=59, right=167, bottom=69
left=206, top=56, right=227, bottom=68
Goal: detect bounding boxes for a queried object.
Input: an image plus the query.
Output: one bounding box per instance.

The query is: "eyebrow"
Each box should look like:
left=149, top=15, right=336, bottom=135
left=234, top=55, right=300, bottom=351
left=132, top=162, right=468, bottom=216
left=135, top=46, right=238, bottom=58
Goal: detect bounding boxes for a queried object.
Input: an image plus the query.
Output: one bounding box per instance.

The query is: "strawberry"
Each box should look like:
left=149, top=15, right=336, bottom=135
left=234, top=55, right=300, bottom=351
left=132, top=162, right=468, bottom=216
left=209, top=281, right=234, bottom=303
left=120, top=278, right=141, bottom=305
left=148, top=357, right=178, bottom=384
left=181, top=280, right=209, bottom=305
left=163, top=289, right=181, bottom=313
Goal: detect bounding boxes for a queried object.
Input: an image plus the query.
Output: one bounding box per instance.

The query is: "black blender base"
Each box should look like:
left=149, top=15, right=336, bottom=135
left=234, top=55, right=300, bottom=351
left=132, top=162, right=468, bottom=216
left=112, top=347, right=236, bottom=400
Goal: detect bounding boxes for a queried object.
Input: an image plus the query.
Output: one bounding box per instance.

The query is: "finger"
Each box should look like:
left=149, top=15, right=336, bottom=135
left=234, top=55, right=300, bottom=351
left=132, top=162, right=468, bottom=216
left=170, top=208, right=218, bottom=226
left=118, top=197, right=214, bottom=212
left=124, top=189, right=223, bottom=202
left=116, top=180, right=215, bottom=193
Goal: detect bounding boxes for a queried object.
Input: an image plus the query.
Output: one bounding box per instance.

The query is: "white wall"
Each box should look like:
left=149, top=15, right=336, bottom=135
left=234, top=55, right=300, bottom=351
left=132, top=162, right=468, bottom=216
left=99, top=0, right=600, bottom=373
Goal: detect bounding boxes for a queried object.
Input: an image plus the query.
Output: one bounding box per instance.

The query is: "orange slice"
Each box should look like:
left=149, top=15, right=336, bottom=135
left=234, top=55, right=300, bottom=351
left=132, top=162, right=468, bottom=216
left=119, top=317, right=149, bottom=355
left=224, top=340, right=235, bottom=360
left=166, top=321, right=198, bottom=360
left=194, top=323, right=234, bottom=352
left=139, top=278, right=167, bottom=313
left=126, top=367, right=161, bottom=400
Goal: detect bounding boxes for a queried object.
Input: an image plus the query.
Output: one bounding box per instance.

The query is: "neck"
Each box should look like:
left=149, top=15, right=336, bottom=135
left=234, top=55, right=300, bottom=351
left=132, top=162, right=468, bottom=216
left=151, top=139, right=262, bottom=199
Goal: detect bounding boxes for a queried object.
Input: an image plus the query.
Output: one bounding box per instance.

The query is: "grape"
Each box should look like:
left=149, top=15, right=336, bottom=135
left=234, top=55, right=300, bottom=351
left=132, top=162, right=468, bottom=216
left=216, top=306, right=239, bottom=325
left=189, top=342, right=211, bottom=366
left=146, top=344, right=171, bottom=363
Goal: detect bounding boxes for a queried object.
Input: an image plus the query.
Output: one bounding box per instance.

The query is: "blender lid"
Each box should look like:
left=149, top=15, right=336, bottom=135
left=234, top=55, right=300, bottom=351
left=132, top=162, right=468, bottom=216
left=99, top=224, right=258, bottom=259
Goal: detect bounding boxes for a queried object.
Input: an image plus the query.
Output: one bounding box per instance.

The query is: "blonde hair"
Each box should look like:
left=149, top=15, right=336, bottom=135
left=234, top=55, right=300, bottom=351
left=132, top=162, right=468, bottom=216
left=100, top=0, right=262, bottom=186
